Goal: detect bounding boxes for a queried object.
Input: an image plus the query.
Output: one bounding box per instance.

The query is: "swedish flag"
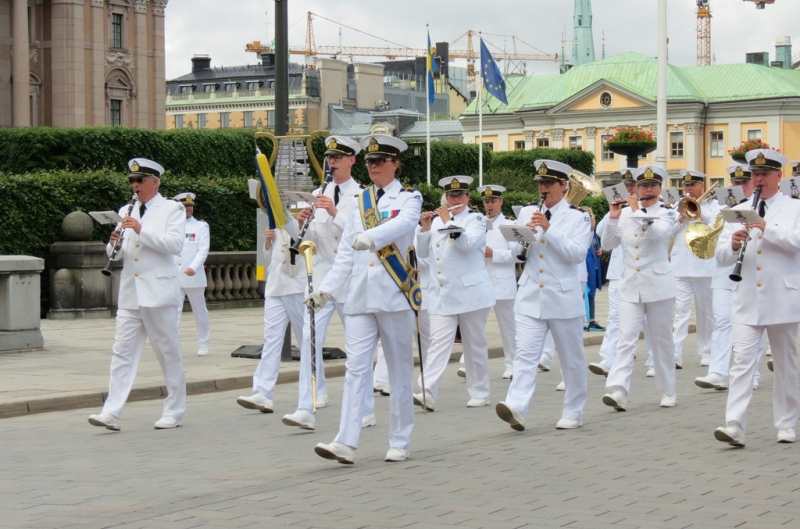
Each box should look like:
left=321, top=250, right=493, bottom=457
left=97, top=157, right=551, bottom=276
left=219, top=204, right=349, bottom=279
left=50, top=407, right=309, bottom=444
left=480, top=38, right=508, bottom=105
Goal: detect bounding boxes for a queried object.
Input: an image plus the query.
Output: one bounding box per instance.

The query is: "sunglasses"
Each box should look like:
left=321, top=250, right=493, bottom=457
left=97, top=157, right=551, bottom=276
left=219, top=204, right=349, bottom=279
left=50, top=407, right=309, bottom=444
left=325, top=153, right=348, bottom=161
left=365, top=158, right=394, bottom=167
left=128, top=176, right=154, bottom=184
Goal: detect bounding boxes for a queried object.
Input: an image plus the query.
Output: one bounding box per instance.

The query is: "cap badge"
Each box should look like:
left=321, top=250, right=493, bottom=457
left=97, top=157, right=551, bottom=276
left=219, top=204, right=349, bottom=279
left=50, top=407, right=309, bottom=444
left=644, top=168, right=655, bottom=180
left=537, top=162, right=549, bottom=176
left=450, top=178, right=461, bottom=190
left=684, top=174, right=692, bottom=181
left=623, top=170, right=632, bottom=179
left=367, top=138, right=379, bottom=153
left=755, top=153, right=767, bottom=166
left=131, top=162, right=140, bottom=173
left=329, top=139, right=338, bottom=150
left=485, top=189, right=494, bottom=196
left=734, top=167, right=745, bottom=178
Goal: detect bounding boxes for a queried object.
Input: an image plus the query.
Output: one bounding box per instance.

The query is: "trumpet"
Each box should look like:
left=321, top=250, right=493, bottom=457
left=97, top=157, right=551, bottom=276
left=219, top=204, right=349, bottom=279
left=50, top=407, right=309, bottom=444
left=677, top=182, right=720, bottom=220
left=101, top=194, right=137, bottom=277
left=298, top=240, right=319, bottom=410
left=729, top=185, right=762, bottom=282
left=517, top=193, right=547, bottom=261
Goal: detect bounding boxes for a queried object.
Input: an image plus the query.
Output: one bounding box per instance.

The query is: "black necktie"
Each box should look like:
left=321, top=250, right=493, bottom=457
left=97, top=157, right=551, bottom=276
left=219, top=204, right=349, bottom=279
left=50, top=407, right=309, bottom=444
left=545, top=210, right=552, bottom=221
left=641, top=208, right=647, bottom=214
left=139, top=203, right=147, bottom=218
left=334, top=185, right=340, bottom=206
left=376, top=188, right=385, bottom=201
left=758, top=200, right=766, bottom=218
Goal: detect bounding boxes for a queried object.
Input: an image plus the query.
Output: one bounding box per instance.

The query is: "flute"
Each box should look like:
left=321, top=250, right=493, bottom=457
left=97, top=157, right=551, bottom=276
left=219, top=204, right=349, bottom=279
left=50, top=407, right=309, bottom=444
left=101, top=194, right=138, bottom=277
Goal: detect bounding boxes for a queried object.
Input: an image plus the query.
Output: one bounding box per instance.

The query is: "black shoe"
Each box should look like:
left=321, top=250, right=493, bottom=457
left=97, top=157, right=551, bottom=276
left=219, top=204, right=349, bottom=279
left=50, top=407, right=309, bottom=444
left=588, top=321, right=606, bottom=331
left=583, top=325, right=589, bottom=332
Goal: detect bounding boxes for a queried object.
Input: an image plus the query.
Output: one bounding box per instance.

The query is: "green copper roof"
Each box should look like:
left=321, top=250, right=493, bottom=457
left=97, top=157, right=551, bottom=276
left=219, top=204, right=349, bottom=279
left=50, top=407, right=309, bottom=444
left=463, top=52, right=800, bottom=115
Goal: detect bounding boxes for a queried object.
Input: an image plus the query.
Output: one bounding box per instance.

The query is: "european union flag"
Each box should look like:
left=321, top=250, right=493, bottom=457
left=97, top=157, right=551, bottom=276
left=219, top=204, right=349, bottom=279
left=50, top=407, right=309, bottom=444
left=427, top=31, right=437, bottom=106
left=480, top=38, right=508, bottom=105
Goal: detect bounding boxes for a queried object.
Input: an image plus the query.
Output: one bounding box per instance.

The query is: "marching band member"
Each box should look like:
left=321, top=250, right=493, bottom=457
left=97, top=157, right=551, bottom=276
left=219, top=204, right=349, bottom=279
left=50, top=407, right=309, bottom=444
left=714, top=149, right=800, bottom=447
left=479, top=185, right=520, bottom=380
left=309, top=134, right=422, bottom=464
left=600, top=166, right=678, bottom=412
left=174, top=192, right=211, bottom=356
left=415, top=176, right=495, bottom=411
left=88, top=158, right=186, bottom=431
left=670, top=170, right=719, bottom=369
left=282, top=136, right=364, bottom=430
left=496, top=160, right=592, bottom=431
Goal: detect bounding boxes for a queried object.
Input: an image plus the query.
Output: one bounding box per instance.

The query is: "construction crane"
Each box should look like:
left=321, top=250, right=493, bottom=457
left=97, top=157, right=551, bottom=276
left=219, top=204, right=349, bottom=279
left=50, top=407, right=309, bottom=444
left=743, top=0, right=775, bottom=8
left=245, top=11, right=558, bottom=80
left=696, top=1, right=711, bottom=66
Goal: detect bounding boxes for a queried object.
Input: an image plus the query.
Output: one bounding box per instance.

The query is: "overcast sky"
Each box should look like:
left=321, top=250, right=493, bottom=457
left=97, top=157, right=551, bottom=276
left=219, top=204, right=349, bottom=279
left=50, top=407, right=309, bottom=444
left=165, top=0, right=799, bottom=80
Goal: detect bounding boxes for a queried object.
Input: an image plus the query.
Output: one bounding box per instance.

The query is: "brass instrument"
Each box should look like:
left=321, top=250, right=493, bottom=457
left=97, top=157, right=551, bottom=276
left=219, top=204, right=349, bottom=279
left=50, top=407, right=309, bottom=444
left=730, top=185, right=763, bottom=282
left=298, top=240, right=319, bottom=410
left=677, top=182, right=719, bottom=220
left=101, top=194, right=138, bottom=277
left=685, top=212, right=724, bottom=259
left=566, top=169, right=603, bottom=206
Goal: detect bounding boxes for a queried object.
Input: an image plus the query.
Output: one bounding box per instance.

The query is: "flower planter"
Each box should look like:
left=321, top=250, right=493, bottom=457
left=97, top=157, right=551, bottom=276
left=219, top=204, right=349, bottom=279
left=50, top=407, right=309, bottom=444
left=730, top=154, right=747, bottom=164
left=606, top=142, right=658, bottom=169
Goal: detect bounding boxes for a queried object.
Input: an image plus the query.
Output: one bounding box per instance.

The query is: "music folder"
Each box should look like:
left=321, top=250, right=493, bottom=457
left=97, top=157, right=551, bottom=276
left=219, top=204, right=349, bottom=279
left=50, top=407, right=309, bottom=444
left=88, top=211, right=123, bottom=225
left=499, top=224, right=537, bottom=243
left=720, top=208, right=762, bottom=225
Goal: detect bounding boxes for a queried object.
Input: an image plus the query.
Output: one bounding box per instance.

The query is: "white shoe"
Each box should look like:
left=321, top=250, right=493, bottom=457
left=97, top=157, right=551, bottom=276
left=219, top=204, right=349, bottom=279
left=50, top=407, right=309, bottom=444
left=660, top=393, right=677, bottom=408
left=674, top=356, right=683, bottom=369
left=538, top=360, right=551, bottom=372
left=502, top=369, right=513, bottom=379
left=588, top=362, right=609, bottom=377
left=695, top=373, right=728, bottom=390
left=466, top=398, right=490, bottom=407
left=236, top=392, right=274, bottom=413
left=714, top=423, right=745, bottom=447
left=556, top=418, right=582, bottom=429
left=496, top=401, right=525, bottom=431
left=197, top=346, right=209, bottom=356
left=361, top=413, right=377, bottom=428
left=413, top=392, right=435, bottom=412
left=646, top=367, right=655, bottom=377
left=282, top=409, right=315, bottom=430
left=753, top=379, right=760, bottom=390
left=154, top=416, right=182, bottom=429
left=456, top=367, right=466, bottom=378
left=555, top=380, right=565, bottom=391
left=373, top=382, right=390, bottom=396
left=385, top=448, right=409, bottom=462
left=700, top=355, right=710, bottom=366
left=602, top=390, right=627, bottom=411
left=314, top=441, right=354, bottom=464
left=88, top=412, right=121, bottom=431
left=777, top=428, right=796, bottom=443
left=315, top=393, right=330, bottom=408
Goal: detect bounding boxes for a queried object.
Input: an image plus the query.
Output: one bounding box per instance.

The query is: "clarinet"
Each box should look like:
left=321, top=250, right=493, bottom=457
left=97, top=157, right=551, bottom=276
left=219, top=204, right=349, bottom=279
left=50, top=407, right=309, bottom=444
left=289, top=168, right=333, bottom=264
left=729, top=185, right=762, bottom=282
left=517, top=192, right=547, bottom=261
left=101, top=194, right=138, bottom=277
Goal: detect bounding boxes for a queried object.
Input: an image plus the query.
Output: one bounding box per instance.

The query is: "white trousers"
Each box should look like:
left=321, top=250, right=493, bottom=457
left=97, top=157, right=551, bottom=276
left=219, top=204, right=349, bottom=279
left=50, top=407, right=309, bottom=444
left=103, top=306, right=185, bottom=420
left=607, top=298, right=675, bottom=397
left=673, top=276, right=713, bottom=361
left=725, top=322, right=799, bottom=431
left=505, top=314, right=587, bottom=421
left=178, top=287, right=210, bottom=348
left=538, top=331, right=556, bottom=365
left=707, top=288, right=765, bottom=382
left=421, top=308, right=491, bottom=400
left=296, top=301, right=345, bottom=412
left=494, top=299, right=517, bottom=371
left=380, top=309, right=429, bottom=385
left=334, top=310, right=415, bottom=450
left=252, top=294, right=305, bottom=399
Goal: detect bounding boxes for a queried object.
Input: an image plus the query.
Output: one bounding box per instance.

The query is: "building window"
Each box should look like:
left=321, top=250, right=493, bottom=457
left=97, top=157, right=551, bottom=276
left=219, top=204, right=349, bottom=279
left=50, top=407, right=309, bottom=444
left=244, top=111, right=253, bottom=128
left=111, top=14, right=123, bottom=49
left=197, top=114, right=206, bottom=129
left=223, top=83, right=237, bottom=92
left=267, top=110, right=274, bottom=126
left=110, top=99, right=122, bottom=126
left=601, top=134, right=615, bottom=161
left=569, top=135, right=583, bottom=150
left=220, top=112, right=230, bottom=128
left=514, top=140, right=525, bottom=150
left=710, top=177, right=725, bottom=188
left=179, top=85, right=193, bottom=94
left=747, top=129, right=762, bottom=141
left=483, top=141, right=494, bottom=151
left=246, top=81, right=260, bottom=90
left=669, top=178, right=683, bottom=195
left=710, top=131, right=724, bottom=158
left=599, top=92, right=612, bottom=108
left=536, top=137, right=550, bottom=149
left=175, top=115, right=183, bottom=129
left=670, top=132, right=684, bottom=158
left=203, top=84, right=214, bottom=93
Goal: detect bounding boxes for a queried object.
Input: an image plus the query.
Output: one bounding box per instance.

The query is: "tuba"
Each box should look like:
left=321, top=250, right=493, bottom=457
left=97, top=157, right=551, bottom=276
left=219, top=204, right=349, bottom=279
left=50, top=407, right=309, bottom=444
left=565, top=169, right=603, bottom=206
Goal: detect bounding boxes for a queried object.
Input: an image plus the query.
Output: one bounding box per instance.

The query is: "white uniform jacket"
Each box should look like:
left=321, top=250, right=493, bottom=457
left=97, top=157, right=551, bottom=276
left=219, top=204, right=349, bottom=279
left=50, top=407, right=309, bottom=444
left=715, top=192, right=800, bottom=325
left=670, top=200, right=720, bottom=277
left=319, top=179, right=422, bottom=314
left=514, top=198, right=592, bottom=319
left=417, top=209, right=496, bottom=316
left=177, top=216, right=210, bottom=289
left=485, top=213, right=519, bottom=301
left=602, top=204, right=677, bottom=304
left=263, top=219, right=306, bottom=298
left=109, top=193, right=185, bottom=309
left=303, top=177, right=362, bottom=284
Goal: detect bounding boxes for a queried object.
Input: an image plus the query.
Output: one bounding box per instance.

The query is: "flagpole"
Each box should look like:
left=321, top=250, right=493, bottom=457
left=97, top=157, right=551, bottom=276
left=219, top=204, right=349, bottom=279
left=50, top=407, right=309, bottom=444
left=426, top=25, right=432, bottom=186
left=478, top=35, right=484, bottom=188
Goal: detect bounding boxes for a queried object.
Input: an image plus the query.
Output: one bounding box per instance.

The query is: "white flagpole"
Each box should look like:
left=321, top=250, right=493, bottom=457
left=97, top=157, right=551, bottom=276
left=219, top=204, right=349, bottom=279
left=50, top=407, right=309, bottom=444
left=478, top=38, right=484, bottom=187
left=426, top=25, right=432, bottom=186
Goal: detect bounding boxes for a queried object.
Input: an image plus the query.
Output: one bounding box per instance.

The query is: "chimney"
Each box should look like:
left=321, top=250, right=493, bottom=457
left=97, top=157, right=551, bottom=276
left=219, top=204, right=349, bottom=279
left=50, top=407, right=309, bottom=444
left=261, top=52, right=276, bottom=68
left=191, top=54, right=211, bottom=73
left=775, top=36, right=792, bottom=70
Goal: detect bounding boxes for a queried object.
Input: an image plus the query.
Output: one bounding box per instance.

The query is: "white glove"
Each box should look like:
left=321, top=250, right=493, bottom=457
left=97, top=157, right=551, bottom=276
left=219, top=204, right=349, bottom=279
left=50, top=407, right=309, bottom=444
left=304, top=291, right=329, bottom=310
left=352, top=233, right=374, bottom=251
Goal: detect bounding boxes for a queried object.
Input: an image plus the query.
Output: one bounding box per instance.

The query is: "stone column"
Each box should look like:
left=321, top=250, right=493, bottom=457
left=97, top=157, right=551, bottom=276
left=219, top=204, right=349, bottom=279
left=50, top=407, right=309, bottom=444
left=51, top=0, right=86, bottom=127
left=685, top=122, right=703, bottom=171
left=90, top=0, right=105, bottom=125
left=585, top=127, right=597, bottom=154
left=0, top=256, right=45, bottom=353
left=134, top=0, right=149, bottom=127
left=524, top=130, right=534, bottom=150
left=152, top=1, right=168, bottom=130
left=12, top=0, right=30, bottom=127
left=550, top=128, right=565, bottom=149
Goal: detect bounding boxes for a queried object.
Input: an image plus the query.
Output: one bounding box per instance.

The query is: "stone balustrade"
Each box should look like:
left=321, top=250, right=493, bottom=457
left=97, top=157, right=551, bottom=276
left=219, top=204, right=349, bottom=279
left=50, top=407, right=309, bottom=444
left=200, top=252, right=265, bottom=308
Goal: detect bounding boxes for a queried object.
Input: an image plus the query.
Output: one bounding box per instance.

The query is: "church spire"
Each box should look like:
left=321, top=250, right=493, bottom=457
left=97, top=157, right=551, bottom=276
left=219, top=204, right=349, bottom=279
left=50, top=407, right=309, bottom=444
left=572, top=0, right=596, bottom=66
